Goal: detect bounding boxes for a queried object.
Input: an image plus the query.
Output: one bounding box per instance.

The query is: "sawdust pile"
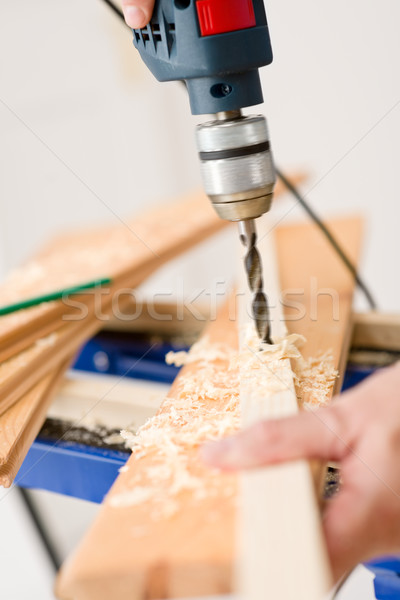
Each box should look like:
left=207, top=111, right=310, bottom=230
left=110, top=335, right=239, bottom=517
left=108, top=328, right=337, bottom=517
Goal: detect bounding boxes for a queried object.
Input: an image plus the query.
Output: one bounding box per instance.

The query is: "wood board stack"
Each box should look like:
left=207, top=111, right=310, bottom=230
left=56, top=215, right=363, bottom=600
left=0, top=191, right=230, bottom=487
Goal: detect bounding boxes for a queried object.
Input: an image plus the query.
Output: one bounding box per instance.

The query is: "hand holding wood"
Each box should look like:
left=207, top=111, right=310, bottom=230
left=203, top=362, right=400, bottom=581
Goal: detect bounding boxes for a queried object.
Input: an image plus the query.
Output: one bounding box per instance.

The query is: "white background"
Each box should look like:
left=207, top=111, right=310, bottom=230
left=0, top=0, right=399, bottom=597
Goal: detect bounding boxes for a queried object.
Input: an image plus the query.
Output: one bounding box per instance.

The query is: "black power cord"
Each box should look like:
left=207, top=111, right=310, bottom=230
left=276, top=168, right=377, bottom=310
left=99, top=0, right=378, bottom=311
left=100, top=0, right=125, bottom=21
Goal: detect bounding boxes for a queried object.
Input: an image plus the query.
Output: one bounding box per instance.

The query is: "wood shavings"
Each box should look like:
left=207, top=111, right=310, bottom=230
left=104, top=432, right=125, bottom=446
left=239, top=324, right=337, bottom=409
left=165, top=351, right=188, bottom=367
left=166, top=335, right=235, bottom=367
left=293, top=351, right=338, bottom=408
left=109, top=326, right=336, bottom=518
left=109, top=337, right=239, bottom=516
left=233, top=329, right=305, bottom=370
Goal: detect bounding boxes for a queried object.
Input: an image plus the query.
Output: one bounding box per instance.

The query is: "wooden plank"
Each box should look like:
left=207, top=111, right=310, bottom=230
left=0, top=319, right=106, bottom=417
left=276, top=216, right=363, bottom=394
left=0, top=315, right=66, bottom=364
left=352, top=311, right=400, bottom=351
left=55, top=216, right=362, bottom=600
left=0, top=359, right=71, bottom=487
left=276, top=216, right=362, bottom=497
left=238, top=223, right=332, bottom=600
left=0, top=374, right=54, bottom=465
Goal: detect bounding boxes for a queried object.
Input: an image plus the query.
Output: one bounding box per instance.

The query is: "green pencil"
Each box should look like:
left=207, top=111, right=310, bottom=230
left=0, top=277, right=112, bottom=317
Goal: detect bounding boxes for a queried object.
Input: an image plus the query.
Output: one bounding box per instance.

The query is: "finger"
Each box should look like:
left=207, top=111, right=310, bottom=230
left=323, top=486, right=371, bottom=580
left=122, top=0, right=155, bottom=29
left=201, top=406, right=349, bottom=470
left=323, top=460, right=385, bottom=581
left=323, top=447, right=400, bottom=581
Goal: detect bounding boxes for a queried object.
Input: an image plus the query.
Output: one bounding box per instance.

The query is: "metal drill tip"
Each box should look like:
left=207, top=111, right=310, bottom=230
left=253, top=291, right=272, bottom=344
left=245, top=246, right=262, bottom=291
left=238, top=220, right=272, bottom=345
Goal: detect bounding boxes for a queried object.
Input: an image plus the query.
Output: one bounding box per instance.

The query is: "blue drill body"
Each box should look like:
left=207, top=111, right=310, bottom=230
left=132, top=0, right=275, bottom=343
left=132, top=0, right=273, bottom=115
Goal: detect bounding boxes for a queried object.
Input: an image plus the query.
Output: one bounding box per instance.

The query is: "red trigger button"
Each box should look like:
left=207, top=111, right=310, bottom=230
left=196, top=0, right=256, bottom=37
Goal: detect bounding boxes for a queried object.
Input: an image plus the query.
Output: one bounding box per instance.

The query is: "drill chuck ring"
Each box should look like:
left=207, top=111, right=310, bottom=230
left=196, top=115, right=276, bottom=221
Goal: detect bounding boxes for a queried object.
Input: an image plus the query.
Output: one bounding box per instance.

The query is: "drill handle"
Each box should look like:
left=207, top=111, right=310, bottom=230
left=132, top=0, right=273, bottom=114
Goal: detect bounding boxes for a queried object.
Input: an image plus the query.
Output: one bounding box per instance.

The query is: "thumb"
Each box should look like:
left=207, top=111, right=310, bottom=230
left=122, top=0, right=155, bottom=29
left=201, top=405, right=349, bottom=470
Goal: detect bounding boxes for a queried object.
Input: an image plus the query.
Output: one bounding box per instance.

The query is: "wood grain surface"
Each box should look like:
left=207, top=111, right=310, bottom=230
left=238, top=221, right=332, bottom=600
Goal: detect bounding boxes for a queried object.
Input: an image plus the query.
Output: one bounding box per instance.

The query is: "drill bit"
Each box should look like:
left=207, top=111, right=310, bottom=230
left=238, top=220, right=272, bottom=345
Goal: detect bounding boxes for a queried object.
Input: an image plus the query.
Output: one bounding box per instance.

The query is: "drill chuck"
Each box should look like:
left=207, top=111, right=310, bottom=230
left=195, top=113, right=276, bottom=221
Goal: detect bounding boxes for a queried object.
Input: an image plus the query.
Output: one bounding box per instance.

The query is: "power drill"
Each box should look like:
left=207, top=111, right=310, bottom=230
left=132, top=0, right=275, bottom=343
